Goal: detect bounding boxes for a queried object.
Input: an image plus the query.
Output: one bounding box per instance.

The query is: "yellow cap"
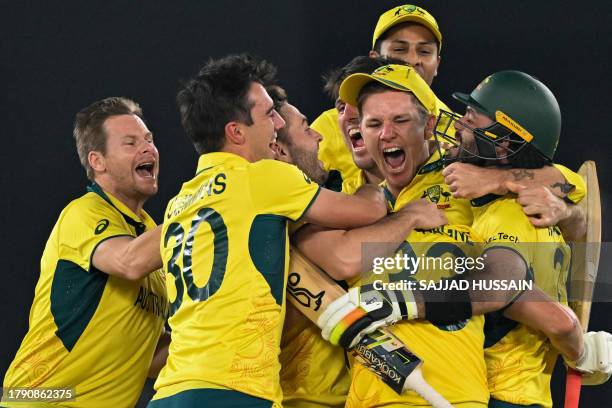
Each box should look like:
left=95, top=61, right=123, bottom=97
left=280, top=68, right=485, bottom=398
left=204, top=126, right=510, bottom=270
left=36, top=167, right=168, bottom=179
left=339, top=64, right=436, bottom=113
left=372, top=4, right=442, bottom=52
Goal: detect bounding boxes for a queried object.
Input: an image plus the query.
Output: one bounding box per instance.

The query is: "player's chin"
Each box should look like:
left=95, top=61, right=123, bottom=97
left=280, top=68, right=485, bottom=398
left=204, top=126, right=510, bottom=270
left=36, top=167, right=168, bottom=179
left=135, top=177, right=159, bottom=196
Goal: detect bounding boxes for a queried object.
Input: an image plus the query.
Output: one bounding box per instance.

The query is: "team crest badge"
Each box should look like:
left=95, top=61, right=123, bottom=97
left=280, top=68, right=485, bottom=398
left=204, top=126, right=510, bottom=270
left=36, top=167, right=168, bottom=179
left=373, top=65, right=395, bottom=76
left=421, top=185, right=451, bottom=209
left=395, top=5, right=425, bottom=17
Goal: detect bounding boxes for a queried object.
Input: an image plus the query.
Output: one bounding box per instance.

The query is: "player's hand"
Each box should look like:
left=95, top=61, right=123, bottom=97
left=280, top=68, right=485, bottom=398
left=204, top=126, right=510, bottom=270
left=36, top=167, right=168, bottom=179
left=505, top=182, right=570, bottom=227
left=442, top=162, right=507, bottom=199
left=317, top=284, right=418, bottom=349
left=566, top=331, right=612, bottom=385
left=398, top=199, right=447, bottom=230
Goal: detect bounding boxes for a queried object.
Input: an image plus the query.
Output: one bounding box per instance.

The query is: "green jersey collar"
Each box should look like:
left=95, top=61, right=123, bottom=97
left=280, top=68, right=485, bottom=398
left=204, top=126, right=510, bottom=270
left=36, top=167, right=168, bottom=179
left=87, top=183, right=149, bottom=236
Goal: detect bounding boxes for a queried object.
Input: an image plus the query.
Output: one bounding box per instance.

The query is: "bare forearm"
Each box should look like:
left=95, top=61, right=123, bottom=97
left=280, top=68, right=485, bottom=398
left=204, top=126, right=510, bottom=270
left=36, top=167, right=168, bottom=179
left=304, top=189, right=387, bottom=229
left=92, top=226, right=162, bottom=280
left=558, top=204, right=587, bottom=241
left=504, top=294, right=583, bottom=361
left=294, top=211, right=417, bottom=280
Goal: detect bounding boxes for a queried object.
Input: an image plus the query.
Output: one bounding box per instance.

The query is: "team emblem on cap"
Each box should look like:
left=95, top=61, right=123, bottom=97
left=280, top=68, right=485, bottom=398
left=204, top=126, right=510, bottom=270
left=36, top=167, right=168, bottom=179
left=395, top=5, right=426, bottom=17
left=373, top=65, right=395, bottom=76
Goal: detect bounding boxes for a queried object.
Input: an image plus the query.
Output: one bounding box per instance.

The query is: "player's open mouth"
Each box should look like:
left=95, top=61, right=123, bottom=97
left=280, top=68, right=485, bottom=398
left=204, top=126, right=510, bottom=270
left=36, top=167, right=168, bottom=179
left=135, top=161, right=156, bottom=178
left=348, top=128, right=366, bottom=151
left=382, top=146, right=406, bottom=171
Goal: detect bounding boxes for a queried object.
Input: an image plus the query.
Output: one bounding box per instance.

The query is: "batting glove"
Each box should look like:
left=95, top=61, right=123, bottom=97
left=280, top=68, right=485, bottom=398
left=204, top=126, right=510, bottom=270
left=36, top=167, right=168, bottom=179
left=566, top=331, right=612, bottom=385
left=317, top=283, right=418, bottom=349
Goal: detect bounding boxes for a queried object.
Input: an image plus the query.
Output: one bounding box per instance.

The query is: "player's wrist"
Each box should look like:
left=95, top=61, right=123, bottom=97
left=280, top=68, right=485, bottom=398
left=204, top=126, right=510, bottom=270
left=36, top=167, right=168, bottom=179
left=490, top=168, right=510, bottom=195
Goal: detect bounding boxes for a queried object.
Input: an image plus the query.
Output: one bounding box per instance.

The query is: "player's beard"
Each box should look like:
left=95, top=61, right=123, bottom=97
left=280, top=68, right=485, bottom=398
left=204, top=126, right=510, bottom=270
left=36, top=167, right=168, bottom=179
left=289, top=145, right=328, bottom=185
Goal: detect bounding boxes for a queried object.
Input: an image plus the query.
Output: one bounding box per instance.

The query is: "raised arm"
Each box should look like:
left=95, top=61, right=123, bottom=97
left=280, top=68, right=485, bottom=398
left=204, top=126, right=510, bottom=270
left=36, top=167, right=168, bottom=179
left=442, top=162, right=572, bottom=199
left=92, top=225, right=162, bottom=281
left=302, top=184, right=388, bottom=229
left=294, top=198, right=447, bottom=280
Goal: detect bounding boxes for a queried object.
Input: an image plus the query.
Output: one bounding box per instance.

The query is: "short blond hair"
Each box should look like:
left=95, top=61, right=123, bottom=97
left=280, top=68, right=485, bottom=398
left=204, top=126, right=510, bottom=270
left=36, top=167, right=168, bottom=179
left=73, top=97, right=142, bottom=180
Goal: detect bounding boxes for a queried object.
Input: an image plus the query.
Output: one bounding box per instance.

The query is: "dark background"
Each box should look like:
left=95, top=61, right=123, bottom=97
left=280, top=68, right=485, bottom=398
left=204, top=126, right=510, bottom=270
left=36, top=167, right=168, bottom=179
left=1, top=0, right=610, bottom=406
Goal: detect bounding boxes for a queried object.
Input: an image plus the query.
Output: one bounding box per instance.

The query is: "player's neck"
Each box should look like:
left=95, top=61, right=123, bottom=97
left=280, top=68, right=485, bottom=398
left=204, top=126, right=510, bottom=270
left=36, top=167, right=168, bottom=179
left=94, top=178, right=145, bottom=217
left=364, top=168, right=384, bottom=186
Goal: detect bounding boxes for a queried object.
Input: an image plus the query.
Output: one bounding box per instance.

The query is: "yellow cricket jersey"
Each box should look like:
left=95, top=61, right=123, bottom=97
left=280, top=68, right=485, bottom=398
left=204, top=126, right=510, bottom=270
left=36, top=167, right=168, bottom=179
left=153, top=153, right=320, bottom=406
left=471, top=195, right=571, bottom=407
left=279, top=209, right=351, bottom=407
left=313, top=97, right=455, bottom=194
left=347, top=154, right=488, bottom=408
left=341, top=170, right=366, bottom=196
left=2, top=184, right=167, bottom=407
left=280, top=302, right=350, bottom=408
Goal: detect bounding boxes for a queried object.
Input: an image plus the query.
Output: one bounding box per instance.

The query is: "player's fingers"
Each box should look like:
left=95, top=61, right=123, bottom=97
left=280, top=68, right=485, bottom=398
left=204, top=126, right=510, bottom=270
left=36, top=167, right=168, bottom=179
left=441, top=162, right=458, bottom=177
left=521, top=204, right=541, bottom=216
left=438, top=211, right=448, bottom=224
left=504, top=181, right=526, bottom=194
left=443, top=173, right=458, bottom=186
left=516, top=192, right=541, bottom=206
left=528, top=216, right=551, bottom=227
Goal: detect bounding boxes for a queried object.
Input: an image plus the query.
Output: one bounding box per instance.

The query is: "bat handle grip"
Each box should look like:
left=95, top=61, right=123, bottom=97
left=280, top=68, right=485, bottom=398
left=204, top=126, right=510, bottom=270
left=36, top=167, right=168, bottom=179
left=404, top=366, right=454, bottom=408
left=564, top=368, right=583, bottom=408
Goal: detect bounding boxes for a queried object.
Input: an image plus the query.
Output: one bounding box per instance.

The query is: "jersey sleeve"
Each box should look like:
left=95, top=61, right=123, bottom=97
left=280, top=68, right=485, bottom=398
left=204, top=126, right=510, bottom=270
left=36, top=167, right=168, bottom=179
left=249, top=160, right=321, bottom=221
left=311, top=108, right=340, bottom=173
left=552, top=163, right=586, bottom=204
left=56, top=196, right=132, bottom=272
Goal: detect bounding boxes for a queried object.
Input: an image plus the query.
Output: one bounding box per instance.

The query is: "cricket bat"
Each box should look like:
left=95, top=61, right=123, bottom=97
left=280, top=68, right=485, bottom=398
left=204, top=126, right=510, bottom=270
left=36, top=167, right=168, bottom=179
left=564, top=161, right=602, bottom=408
left=286, top=246, right=452, bottom=408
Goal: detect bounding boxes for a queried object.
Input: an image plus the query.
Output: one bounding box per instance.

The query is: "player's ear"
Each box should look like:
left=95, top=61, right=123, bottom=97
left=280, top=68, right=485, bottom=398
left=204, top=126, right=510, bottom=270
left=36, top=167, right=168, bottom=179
left=270, top=140, right=290, bottom=162
left=369, top=50, right=380, bottom=58
left=433, top=55, right=441, bottom=79
left=88, top=151, right=106, bottom=173
left=225, top=121, right=246, bottom=145
left=424, top=114, right=436, bottom=140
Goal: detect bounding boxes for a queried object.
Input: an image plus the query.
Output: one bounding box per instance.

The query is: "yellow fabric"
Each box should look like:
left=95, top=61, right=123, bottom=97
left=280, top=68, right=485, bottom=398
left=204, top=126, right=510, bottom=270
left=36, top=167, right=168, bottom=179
left=471, top=197, right=571, bottom=407
left=2, top=188, right=166, bottom=407
left=154, top=153, right=320, bottom=406
left=347, top=178, right=487, bottom=406
left=372, top=4, right=442, bottom=50
left=341, top=170, right=367, bottom=196
left=339, top=65, right=437, bottom=113
left=280, top=302, right=350, bottom=408
left=388, top=149, right=473, bottom=226
left=553, top=163, right=586, bottom=204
